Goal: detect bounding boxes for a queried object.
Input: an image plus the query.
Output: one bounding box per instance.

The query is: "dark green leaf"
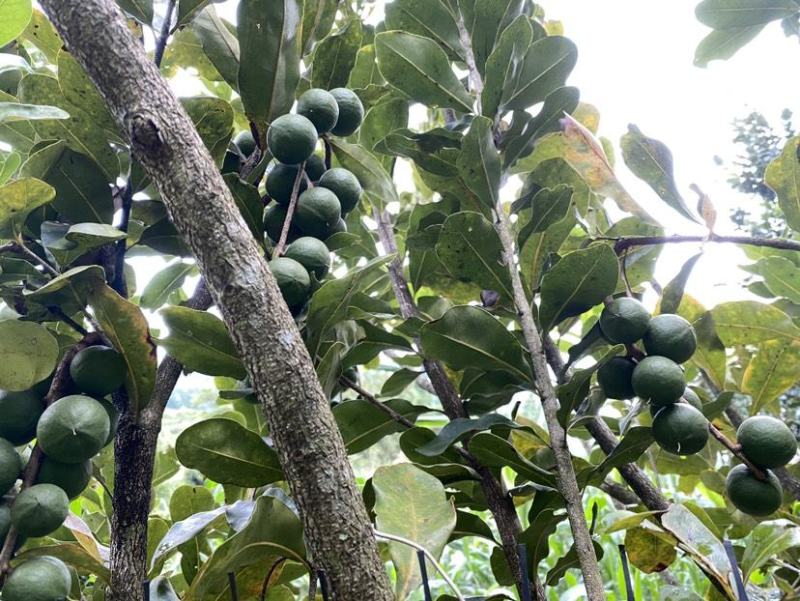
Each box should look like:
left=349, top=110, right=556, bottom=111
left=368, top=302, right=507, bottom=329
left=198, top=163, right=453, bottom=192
left=140, top=261, right=196, bottom=309
left=482, top=15, right=533, bottom=118
left=237, top=0, right=302, bottom=126
left=117, top=0, right=153, bottom=25
left=660, top=252, right=703, bottom=314
left=751, top=255, right=800, bottom=303
left=420, top=305, right=531, bottom=382
left=311, top=19, right=362, bottom=90
left=380, top=368, right=422, bottom=397
left=176, top=418, right=283, bottom=487
left=539, top=244, right=619, bottom=331
left=301, top=0, right=337, bottom=55
left=557, top=346, right=624, bottom=426
left=384, top=0, right=463, bottom=60
left=457, top=0, right=525, bottom=76
left=435, top=211, right=512, bottom=298
left=25, top=265, right=105, bottom=313
left=696, top=0, right=798, bottom=29
left=502, top=36, right=577, bottom=110
left=518, top=185, right=573, bottom=246
left=330, top=138, right=399, bottom=206
left=546, top=540, right=604, bottom=586
left=192, top=7, right=240, bottom=90
left=374, top=31, right=473, bottom=112
left=468, top=432, right=556, bottom=487
left=40, top=221, right=126, bottom=267
left=457, top=116, right=500, bottom=209
left=621, top=124, right=697, bottom=222
left=418, top=413, right=519, bottom=457
left=158, top=305, right=246, bottom=379
left=177, top=0, right=216, bottom=26
left=334, top=399, right=428, bottom=454
left=182, top=96, right=233, bottom=166
left=224, top=174, right=264, bottom=244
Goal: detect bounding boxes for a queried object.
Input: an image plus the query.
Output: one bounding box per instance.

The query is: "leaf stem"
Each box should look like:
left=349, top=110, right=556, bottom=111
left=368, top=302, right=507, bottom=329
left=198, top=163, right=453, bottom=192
left=323, top=136, right=332, bottom=171
left=707, top=422, right=768, bottom=481
left=274, top=161, right=306, bottom=256
left=14, top=236, right=59, bottom=277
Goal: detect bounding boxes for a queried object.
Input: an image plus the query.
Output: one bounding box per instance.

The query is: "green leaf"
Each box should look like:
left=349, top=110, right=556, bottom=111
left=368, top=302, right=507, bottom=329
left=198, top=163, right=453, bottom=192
left=420, top=305, right=531, bottom=382
left=694, top=25, right=765, bottom=67
left=538, top=244, right=619, bottom=331
left=158, top=305, right=246, bottom=379
left=518, top=185, right=574, bottom=246
left=621, top=124, right=697, bottom=223
left=0, top=177, right=54, bottom=237
left=25, top=265, right=105, bottom=313
left=88, top=283, right=157, bottom=416
left=177, top=0, right=215, bottom=26
left=418, top=413, right=519, bottom=457
left=660, top=252, right=703, bottom=314
left=176, top=418, right=283, bottom=487
left=301, top=0, right=337, bottom=55
left=593, top=426, right=655, bottom=480
left=740, top=523, right=800, bottom=580
left=384, top=0, right=464, bottom=60
left=751, top=255, right=800, bottom=302
left=20, top=9, right=61, bottom=62
left=20, top=141, right=114, bottom=224
left=191, top=7, right=240, bottom=91
left=57, top=50, right=118, bottom=138
left=457, top=116, right=500, bottom=209
left=373, top=463, right=456, bottom=599
left=182, top=96, right=233, bottom=166
left=482, top=15, right=533, bottom=118
left=502, top=36, right=578, bottom=111
left=187, top=494, right=305, bottom=600
left=435, top=211, right=512, bottom=298
left=742, top=339, right=800, bottom=413
left=330, top=138, right=399, bottom=207
left=546, top=540, right=604, bottom=586
left=519, top=208, right=575, bottom=290
left=0, top=102, right=69, bottom=122
left=457, top=0, right=525, bottom=77
left=0, top=151, right=21, bottom=186
left=17, top=74, right=119, bottom=180
left=358, top=96, right=409, bottom=154
left=695, top=0, right=799, bottom=29
left=624, top=527, right=677, bottom=573
left=311, top=19, right=362, bottom=90
left=381, top=368, right=422, bottom=397
left=468, top=432, right=556, bottom=487
left=451, top=509, right=496, bottom=543
left=40, top=221, right=126, bottom=267
left=237, top=0, right=302, bottom=126
left=374, top=31, right=473, bottom=112
left=0, top=319, right=58, bottom=391
left=0, top=0, right=32, bottom=48
left=150, top=504, right=228, bottom=572
left=334, top=399, right=428, bottom=454
left=766, top=136, right=800, bottom=233
left=140, top=261, right=196, bottom=310
left=710, top=300, right=800, bottom=345
left=116, top=0, right=153, bottom=25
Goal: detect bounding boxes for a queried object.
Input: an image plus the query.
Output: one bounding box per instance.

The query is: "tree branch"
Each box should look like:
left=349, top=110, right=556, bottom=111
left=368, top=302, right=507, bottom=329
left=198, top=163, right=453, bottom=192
left=274, top=160, right=305, bottom=256
left=371, top=207, right=536, bottom=599
left=153, top=0, right=176, bottom=68
left=14, top=237, right=58, bottom=277
left=493, top=208, right=605, bottom=600
left=41, top=2, right=394, bottom=598
left=606, top=233, right=800, bottom=254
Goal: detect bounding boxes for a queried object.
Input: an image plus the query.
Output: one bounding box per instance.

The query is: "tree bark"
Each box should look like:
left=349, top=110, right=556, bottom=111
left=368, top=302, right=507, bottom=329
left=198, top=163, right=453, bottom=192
left=39, top=2, right=394, bottom=600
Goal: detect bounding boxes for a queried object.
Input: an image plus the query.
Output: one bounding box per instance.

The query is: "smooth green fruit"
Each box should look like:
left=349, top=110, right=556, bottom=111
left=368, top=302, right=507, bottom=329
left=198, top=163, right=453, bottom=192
left=330, top=88, right=364, bottom=136
left=267, top=114, right=318, bottom=165
left=11, top=484, right=69, bottom=537
left=326, top=218, right=347, bottom=240
left=726, top=464, right=783, bottom=516
left=234, top=130, right=257, bottom=157
left=596, top=357, right=636, bottom=399
left=737, top=415, right=797, bottom=469
left=269, top=257, right=311, bottom=308
left=297, top=88, right=339, bottom=133
left=682, top=387, right=703, bottom=412
left=0, top=504, right=9, bottom=545
left=266, top=163, right=309, bottom=206
left=643, top=314, right=697, bottom=363
left=295, top=187, right=341, bottom=238
left=652, top=403, right=709, bottom=455
left=36, top=457, right=92, bottom=500
left=318, top=168, right=362, bottom=213
left=0, top=389, right=46, bottom=445
left=264, top=204, right=302, bottom=244
left=632, top=356, right=685, bottom=405
left=1, top=556, right=72, bottom=601
left=0, top=438, right=22, bottom=495
left=37, top=395, right=111, bottom=463
left=599, top=297, right=651, bottom=344
left=70, top=345, right=127, bottom=397
left=306, top=154, right=326, bottom=181
left=285, top=237, right=331, bottom=280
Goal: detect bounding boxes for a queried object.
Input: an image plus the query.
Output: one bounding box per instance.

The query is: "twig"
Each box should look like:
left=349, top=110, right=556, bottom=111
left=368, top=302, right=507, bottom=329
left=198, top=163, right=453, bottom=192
left=153, top=0, right=176, bottom=68
left=708, top=422, right=767, bottom=481
left=323, top=136, right=332, bottom=171
left=494, top=207, right=605, bottom=599
left=604, top=234, right=800, bottom=254
left=373, top=529, right=465, bottom=601
left=258, top=558, right=287, bottom=601
left=227, top=572, right=239, bottom=601
left=49, top=305, right=89, bottom=336
left=453, top=7, right=482, bottom=109
left=14, top=237, right=58, bottom=277
left=340, top=376, right=416, bottom=429
left=111, top=180, right=133, bottom=296
left=620, top=249, right=634, bottom=297
left=274, top=161, right=306, bottom=256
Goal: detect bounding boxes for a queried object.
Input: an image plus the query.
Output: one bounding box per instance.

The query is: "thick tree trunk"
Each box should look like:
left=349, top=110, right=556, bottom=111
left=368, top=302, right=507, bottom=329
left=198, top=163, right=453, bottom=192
left=39, top=2, right=393, bottom=600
